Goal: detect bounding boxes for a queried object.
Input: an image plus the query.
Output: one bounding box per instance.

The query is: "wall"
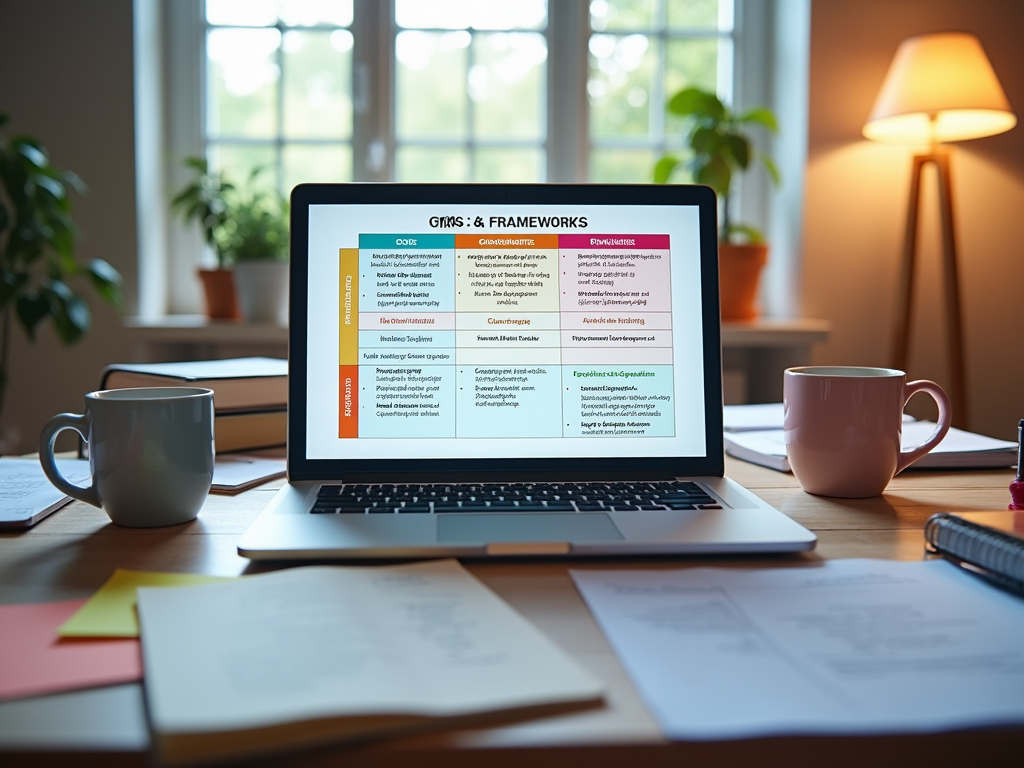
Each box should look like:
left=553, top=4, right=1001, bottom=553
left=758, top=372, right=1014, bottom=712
left=804, top=0, right=1024, bottom=440
left=3, top=0, right=1021, bottom=452
left=0, top=0, right=137, bottom=454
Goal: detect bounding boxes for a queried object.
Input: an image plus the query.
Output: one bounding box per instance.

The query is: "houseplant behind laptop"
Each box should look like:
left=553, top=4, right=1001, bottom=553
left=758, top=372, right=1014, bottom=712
left=172, top=157, right=240, bottom=319
left=173, top=159, right=288, bottom=323
left=654, top=87, right=780, bottom=321
left=224, top=184, right=289, bottom=325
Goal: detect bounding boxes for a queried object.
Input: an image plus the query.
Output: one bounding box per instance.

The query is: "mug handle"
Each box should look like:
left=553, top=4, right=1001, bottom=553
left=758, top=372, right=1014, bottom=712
left=895, top=380, right=953, bottom=474
left=38, top=412, right=101, bottom=508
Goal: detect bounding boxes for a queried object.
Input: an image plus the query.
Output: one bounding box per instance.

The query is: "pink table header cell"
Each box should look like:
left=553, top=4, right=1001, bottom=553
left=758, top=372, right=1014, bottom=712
left=559, top=234, right=670, bottom=250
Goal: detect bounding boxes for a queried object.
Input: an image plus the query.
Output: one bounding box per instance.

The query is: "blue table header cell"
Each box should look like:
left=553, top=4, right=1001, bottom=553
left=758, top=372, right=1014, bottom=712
left=359, top=234, right=455, bottom=249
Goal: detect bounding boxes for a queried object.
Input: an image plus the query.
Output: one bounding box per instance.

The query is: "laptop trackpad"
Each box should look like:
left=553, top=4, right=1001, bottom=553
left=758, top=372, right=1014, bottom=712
left=437, top=514, right=623, bottom=544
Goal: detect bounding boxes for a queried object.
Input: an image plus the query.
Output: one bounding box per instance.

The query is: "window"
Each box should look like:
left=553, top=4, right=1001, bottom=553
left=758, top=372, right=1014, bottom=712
left=197, top=0, right=735, bottom=189
left=393, top=1, right=549, bottom=182
left=588, top=0, right=734, bottom=182
left=204, top=0, right=357, bottom=193
left=141, top=0, right=806, bottom=316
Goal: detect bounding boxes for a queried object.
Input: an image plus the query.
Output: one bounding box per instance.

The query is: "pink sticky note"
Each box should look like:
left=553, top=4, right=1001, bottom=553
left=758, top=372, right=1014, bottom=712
left=0, top=599, right=142, bottom=702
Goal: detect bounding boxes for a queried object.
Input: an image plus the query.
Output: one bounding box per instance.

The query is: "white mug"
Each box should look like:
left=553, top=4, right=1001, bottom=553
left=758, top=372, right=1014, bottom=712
left=39, top=387, right=215, bottom=527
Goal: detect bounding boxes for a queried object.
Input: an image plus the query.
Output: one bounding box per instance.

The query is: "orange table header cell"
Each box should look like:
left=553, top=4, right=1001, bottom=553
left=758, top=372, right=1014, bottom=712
left=455, top=234, right=559, bottom=249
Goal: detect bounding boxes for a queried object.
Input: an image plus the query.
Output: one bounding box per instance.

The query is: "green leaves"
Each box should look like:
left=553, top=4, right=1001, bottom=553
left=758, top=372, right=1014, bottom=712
left=667, top=87, right=726, bottom=121
left=695, top=156, right=731, bottom=197
left=760, top=154, right=781, bottom=187
left=653, top=156, right=680, bottom=184
left=653, top=88, right=781, bottom=241
left=171, top=157, right=234, bottom=268
left=738, top=107, right=779, bottom=133
left=172, top=157, right=288, bottom=265
left=0, top=113, right=121, bottom=354
left=87, top=259, right=123, bottom=309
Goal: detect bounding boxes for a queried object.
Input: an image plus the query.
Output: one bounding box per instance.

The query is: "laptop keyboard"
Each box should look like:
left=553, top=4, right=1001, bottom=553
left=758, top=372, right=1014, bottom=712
left=311, top=481, right=721, bottom=514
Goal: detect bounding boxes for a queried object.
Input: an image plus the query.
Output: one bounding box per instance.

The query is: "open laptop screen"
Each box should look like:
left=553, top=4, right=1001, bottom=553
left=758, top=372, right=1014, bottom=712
left=289, top=184, right=722, bottom=479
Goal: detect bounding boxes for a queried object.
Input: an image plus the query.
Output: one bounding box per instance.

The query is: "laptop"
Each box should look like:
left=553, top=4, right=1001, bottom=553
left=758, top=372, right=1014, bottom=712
left=238, top=183, right=816, bottom=559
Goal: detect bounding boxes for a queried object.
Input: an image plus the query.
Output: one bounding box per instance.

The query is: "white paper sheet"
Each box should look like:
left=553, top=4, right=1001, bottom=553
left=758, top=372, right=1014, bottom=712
left=0, top=459, right=91, bottom=526
left=722, top=403, right=915, bottom=432
left=571, top=559, right=1024, bottom=739
left=211, top=455, right=285, bottom=492
left=725, top=422, right=1015, bottom=471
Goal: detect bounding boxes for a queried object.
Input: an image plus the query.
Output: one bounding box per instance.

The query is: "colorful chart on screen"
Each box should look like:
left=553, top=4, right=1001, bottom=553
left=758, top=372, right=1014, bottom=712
left=305, top=204, right=706, bottom=461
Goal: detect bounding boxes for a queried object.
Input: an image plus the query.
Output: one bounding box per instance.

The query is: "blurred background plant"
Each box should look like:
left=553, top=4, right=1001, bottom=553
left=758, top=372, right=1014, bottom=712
left=171, top=156, right=234, bottom=269
left=0, top=113, right=122, bottom=424
left=172, top=157, right=288, bottom=267
left=221, top=187, right=289, bottom=262
left=654, top=86, right=780, bottom=243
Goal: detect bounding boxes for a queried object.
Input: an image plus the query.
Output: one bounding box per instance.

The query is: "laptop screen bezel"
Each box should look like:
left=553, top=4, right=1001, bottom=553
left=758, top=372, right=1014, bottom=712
left=287, top=183, right=724, bottom=481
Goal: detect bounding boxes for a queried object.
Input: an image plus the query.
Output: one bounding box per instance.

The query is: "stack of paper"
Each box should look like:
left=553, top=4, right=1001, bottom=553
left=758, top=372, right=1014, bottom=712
left=137, top=559, right=604, bottom=765
left=572, top=559, right=1024, bottom=739
left=723, top=404, right=1016, bottom=471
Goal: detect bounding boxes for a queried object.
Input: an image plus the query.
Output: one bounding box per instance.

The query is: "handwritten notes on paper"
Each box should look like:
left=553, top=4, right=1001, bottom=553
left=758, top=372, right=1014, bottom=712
left=571, top=559, right=1024, bottom=739
left=138, top=559, right=603, bottom=765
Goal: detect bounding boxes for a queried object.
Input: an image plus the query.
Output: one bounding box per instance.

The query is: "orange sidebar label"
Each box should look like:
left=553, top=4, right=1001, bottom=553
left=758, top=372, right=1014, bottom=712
left=339, top=366, right=358, bottom=438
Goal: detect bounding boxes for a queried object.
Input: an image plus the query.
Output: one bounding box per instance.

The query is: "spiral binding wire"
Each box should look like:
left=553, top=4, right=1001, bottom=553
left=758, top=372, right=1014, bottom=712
left=925, top=513, right=1024, bottom=584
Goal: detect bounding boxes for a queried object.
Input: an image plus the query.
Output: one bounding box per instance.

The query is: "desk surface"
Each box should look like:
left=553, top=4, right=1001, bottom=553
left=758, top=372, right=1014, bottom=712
left=2, top=458, right=1020, bottom=767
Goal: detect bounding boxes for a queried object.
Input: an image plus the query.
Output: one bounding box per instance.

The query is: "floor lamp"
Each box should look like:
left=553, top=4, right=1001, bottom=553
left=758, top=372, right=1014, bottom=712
left=863, top=32, right=1016, bottom=429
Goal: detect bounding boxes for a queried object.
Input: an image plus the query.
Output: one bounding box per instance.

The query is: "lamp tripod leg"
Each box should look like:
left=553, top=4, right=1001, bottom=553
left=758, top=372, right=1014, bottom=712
left=892, top=155, right=925, bottom=375
left=934, top=151, right=968, bottom=429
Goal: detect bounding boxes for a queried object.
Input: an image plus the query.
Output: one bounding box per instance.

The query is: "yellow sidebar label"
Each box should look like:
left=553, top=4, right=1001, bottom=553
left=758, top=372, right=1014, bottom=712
left=338, top=249, right=359, bottom=363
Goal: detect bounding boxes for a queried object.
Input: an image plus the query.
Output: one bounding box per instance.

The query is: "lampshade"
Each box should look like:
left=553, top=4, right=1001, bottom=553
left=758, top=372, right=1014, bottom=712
left=863, top=32, right=1016, bottom=144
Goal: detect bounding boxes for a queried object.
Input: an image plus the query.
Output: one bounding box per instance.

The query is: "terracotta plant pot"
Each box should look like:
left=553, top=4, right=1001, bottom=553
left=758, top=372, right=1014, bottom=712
left=198, top=268, right=241, bottom=320
left=718, top=242, right=768, bottom=321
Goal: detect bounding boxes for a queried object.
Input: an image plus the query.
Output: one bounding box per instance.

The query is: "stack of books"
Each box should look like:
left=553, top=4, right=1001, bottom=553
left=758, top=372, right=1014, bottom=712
left=100, top=358, right=287, bottom=454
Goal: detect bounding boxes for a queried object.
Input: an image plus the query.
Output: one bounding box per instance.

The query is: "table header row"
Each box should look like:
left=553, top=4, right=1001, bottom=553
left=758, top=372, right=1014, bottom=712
left=358, top=234, right=671, bottom=250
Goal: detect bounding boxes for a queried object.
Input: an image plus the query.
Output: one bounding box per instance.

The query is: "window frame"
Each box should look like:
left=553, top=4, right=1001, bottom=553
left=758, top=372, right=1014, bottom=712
left=137, top=0, right=805, bottom=317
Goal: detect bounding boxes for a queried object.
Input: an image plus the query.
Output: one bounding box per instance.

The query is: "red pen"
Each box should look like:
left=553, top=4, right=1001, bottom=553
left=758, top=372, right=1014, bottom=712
left=1010, top=419, right=1024, bottom=510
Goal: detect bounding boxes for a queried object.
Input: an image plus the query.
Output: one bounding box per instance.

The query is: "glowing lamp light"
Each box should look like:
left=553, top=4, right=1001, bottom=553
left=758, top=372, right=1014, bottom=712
left=863, top=32, right=1016, bottom=145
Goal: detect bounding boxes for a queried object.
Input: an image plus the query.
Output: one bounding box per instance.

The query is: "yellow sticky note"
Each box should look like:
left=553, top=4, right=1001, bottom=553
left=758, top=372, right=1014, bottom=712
left=58, top=569, right=236, bottom=638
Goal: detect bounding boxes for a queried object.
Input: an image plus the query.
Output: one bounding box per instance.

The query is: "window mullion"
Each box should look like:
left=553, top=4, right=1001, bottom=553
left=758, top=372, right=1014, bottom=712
left=276, top=22, right=285, bottom=191
left=547, top=0, right=589, bottom=183
left=467, top=33, right=475, bottom=181
left=352, top=0, right=394, bottom=181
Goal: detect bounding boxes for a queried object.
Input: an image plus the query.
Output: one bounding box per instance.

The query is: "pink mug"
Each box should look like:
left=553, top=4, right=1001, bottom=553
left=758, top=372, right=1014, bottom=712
left=783, top=367, right=952, bottom=498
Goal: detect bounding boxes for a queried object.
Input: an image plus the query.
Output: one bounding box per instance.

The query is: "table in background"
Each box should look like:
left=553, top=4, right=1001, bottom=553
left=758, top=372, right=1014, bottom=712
left=122, top=316, right=831, bottom=405
left=1, top=457, right=1019, bottom=767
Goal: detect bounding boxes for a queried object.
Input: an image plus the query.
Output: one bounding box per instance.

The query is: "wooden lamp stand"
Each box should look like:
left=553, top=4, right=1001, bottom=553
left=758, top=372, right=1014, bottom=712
left=891, top=148, right=968, bottom=429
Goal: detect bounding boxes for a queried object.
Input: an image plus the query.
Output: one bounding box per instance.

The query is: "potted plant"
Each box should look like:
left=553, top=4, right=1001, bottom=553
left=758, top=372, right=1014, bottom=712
left=654, top=87, right=780, bottom=321
left=224, top=185, right=289, bottom=325
left=0, top=113, right=122, bottom=437
left=171, top=157, right=240, bottom=319
left=172, top=160, right=288, bottom=323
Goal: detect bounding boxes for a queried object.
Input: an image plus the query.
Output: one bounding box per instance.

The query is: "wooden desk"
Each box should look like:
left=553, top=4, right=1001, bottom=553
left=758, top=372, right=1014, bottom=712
left=2, top=459, right=1021, bottom=767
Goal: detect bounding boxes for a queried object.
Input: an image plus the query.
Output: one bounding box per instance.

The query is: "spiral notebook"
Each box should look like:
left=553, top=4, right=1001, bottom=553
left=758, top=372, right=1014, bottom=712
left=925, top=511, right=1024, bottom=596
